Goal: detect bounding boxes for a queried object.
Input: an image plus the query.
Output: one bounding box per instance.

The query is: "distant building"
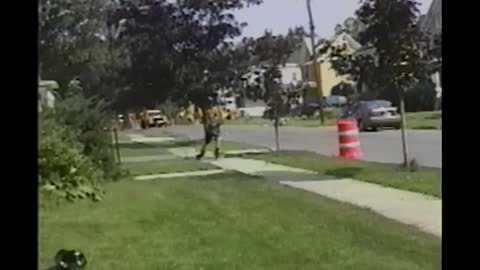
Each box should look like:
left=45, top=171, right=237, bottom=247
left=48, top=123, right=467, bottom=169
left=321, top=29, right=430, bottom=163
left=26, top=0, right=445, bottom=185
left=302, top=32, right=361, bottom=103
left=420, top=0, right=442, bottom=98
left=38, top=80, right=58, bottom=112
left=279, top=43, right=306, bottom=88
left=420, top=0, right=442, bottom=35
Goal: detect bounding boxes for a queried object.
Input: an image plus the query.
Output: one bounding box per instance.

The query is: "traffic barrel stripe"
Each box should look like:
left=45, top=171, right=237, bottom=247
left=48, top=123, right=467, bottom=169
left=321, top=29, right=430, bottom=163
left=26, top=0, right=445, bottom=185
left=337, top=119, right=363, bottom=159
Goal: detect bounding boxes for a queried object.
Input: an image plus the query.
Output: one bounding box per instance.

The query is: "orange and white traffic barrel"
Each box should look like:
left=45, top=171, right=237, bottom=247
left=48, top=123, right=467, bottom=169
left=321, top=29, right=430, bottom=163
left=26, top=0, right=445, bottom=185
left=337, top=119, right=362, bottom=159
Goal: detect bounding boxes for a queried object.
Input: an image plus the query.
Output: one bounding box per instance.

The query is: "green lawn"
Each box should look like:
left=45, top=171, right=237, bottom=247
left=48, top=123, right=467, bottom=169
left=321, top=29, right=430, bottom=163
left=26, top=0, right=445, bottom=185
left=248, top=151, right=441, bottom=198
left=116, top=132, right=132, bottom=142
left=119, top=137, right=264, bottom=164
left=119, top=142, right=169, bottom=157
left=157, top=138, right=265, bottom=152
left=124, top=159, right=217, bottom=176
left=39, top=173, right=440, bottom=270
left=406, top=111, right=442, bottom=130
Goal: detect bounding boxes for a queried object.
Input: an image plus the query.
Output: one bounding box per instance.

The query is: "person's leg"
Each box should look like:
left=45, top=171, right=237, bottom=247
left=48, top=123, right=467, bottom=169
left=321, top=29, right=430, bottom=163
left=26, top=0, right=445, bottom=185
left=214, top=135, right=221, bottom=159
left=196, top=133, right=211, bottom=160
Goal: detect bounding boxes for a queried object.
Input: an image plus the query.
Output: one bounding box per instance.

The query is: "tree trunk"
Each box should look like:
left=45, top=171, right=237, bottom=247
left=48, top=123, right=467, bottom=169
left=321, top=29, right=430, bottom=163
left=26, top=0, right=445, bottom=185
left=274, top=94, right=280, bottom=152
left=306, top=0, right=325, bottom=125
left=398, top=92, right=409, bottom=168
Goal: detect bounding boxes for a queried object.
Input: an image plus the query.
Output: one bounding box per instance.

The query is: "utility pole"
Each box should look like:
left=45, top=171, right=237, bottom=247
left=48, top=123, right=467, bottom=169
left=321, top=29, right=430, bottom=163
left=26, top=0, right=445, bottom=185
left=306, top=0, right=325, bottom=125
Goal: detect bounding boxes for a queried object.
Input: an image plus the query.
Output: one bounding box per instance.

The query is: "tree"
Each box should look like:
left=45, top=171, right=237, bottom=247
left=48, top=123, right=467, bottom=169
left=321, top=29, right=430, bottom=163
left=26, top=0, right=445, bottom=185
left=331, top=82, right=355, bottom=97
left=325, top=0, right=434, bottom=168
left=39, top=0, right=111, bottom=95
left=248, top=28, right=305, bottom=151
left=107, top=0, right=183, bottom=110
left=168, top=0, right=264, bottom=143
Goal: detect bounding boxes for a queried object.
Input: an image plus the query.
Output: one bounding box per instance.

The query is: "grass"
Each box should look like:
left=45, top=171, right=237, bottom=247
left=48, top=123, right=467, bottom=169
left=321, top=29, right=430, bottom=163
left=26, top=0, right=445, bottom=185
left=39, top=173, right=440, bottom=270
left=116, top=132, right=132, bottom=142
left=119, top=135, right=264, bottom=163
left=157, top=138, right=265, bottom=152
left=406, top=111, right=442, bottom=130
left=119, top=142, right=169, bottom=157
left=248, top=151, right=441, bottom=198
left=123, top=159, right=217, bottom=176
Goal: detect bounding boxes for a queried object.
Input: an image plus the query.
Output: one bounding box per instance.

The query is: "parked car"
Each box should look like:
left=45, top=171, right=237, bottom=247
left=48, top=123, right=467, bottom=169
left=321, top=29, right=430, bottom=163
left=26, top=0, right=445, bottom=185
left=341, top=100, right=401, bottom=131
left=325, top=95, right=348, bottom=107
left=140, top=110, right=168, bottom=129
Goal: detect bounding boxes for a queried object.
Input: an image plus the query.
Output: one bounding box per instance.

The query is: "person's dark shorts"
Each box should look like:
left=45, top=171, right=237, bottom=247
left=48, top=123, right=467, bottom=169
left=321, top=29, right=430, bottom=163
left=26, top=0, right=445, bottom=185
left=205, top=123, right=220, bottom=144
left=205, top=132, right=216, bottom=144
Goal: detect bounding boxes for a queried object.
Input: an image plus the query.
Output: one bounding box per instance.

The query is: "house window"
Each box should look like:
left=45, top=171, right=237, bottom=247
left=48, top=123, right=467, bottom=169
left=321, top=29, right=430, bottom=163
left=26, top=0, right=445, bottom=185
left=292, top=72, right=297, bottom=81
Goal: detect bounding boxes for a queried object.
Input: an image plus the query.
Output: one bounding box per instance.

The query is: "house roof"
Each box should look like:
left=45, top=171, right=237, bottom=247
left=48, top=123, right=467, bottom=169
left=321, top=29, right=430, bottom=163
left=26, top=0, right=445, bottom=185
left=303, top=36, right=322, bottom=56
left=331, top=32, right=361, bottom=51
left=303, top=32, right=362, bottom=65
left=286, top=43, right=307, bottom=64
left=421, top=0, right=442, bottom=34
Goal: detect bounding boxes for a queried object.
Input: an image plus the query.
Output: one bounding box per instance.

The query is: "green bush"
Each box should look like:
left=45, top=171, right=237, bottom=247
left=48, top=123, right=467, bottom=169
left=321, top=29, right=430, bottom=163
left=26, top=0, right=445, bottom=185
left=39, top=112, right=104, bottom=202
left=436, top=97, right=442, bottom=110
left=53, top=93, right=121, bottom=181
left=331, top=82, right=355, bottom=97
left=324, top=108, right=340, bottom=119
left=364, top=79, right=436, bottom=113
left=405, top=79, right=436, bottom=112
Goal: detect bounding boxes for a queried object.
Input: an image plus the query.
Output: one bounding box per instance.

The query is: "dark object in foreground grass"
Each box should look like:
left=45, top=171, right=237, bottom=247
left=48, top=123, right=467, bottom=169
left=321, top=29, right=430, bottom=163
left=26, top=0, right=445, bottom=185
left=39, top=175, right=440, bottom=269
left=45, top=249, right=87, bottom=270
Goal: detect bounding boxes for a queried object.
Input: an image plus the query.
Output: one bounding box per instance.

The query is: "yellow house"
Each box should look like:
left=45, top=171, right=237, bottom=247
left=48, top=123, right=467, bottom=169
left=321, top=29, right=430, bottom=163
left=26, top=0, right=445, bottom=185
left=301, top=32, right=361, bottom=102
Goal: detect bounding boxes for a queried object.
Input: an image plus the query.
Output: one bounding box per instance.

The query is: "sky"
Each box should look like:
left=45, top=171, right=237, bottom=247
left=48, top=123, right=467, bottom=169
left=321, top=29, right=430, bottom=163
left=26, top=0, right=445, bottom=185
left=233, top=0, right=433, bottom=40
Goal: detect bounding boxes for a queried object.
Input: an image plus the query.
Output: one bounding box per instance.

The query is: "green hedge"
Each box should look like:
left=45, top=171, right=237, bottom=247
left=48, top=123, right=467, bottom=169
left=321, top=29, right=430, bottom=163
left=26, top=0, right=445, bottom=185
left=39, top=93, right=126, bottom=204
left=54, top=94, right=121, bottom=181
left=39, top=111, right=104, bottom=202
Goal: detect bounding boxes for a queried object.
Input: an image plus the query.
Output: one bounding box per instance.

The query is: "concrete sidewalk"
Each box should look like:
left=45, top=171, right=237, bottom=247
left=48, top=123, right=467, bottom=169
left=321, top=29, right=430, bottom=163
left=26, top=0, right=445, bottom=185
left=207, top=158, right=442, bottom=237
left=281, top=179, right=441, bottom=237
left=168, top=147, right=271, bottom=159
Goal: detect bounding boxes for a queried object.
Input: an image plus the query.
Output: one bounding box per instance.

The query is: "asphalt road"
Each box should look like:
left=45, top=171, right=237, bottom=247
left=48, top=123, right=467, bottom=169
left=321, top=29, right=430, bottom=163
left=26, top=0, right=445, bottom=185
left=163, top=125, right=442, bottom=168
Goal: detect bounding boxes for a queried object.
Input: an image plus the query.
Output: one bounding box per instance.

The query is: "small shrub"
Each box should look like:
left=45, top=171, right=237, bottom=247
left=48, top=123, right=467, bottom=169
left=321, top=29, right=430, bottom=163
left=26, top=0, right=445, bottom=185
left=436, top=97, right=442, bottom=110
left=397, top=158, right=420, bottom=172
left=405, top=79, right=437, bottom=112
left=324, top=108, right=340, bottom=120
left=39, top=113, right=104, bottom=202
left=408, top=159, right=420, bottom=172
left=54, top=93, right=119, bottom=181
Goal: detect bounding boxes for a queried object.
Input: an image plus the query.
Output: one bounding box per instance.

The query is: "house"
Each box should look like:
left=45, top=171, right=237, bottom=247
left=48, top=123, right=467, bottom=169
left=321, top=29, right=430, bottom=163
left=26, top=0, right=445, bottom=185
left=243, top=42, right=307, bottom=90
left=279, top=42, right=307, bottom=88
left=420, top=0, right=442, bottom=98
left=301, top=32, right=361, bottom=103
left=38, top=80, right=58, bottom=112
left=420, top=0, right=442, bottom=35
